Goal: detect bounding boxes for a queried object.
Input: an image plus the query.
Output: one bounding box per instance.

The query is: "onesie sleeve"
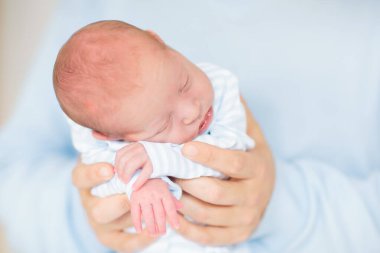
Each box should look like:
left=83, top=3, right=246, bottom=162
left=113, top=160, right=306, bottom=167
left=140, top=141, right=225, bottom=179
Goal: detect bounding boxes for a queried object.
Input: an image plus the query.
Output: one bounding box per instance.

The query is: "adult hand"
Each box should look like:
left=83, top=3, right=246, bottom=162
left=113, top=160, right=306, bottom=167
left=72, top=161, right=156, bottom=252
left=175, top=99, right=275, bottom=245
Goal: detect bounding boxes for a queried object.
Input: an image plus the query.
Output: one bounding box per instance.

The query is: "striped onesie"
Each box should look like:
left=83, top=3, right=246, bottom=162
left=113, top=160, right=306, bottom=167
left=68, top=63, right=254, bottom=252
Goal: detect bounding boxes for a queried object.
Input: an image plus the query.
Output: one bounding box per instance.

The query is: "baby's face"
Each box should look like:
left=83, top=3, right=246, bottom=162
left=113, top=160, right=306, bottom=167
left=110, top=48, right=214, bottom=144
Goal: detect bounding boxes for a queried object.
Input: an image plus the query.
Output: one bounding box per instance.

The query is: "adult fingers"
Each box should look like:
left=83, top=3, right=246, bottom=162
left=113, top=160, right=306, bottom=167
left=178, top=193, right=253, bottom=227
left=99, top=230, right=155, bottom=253
left=91, top=194, right=131, bottom=224
left=92, top=212, right=133, bottom=231
left=131, top=203, right=142, bottom=233
left=175, top=177, right=245, bottom=205
left=181, top=142, right=257, bottom=179
left=176, top=215, right=253, bottom=246
left=72, top=162, right=114, bottom=189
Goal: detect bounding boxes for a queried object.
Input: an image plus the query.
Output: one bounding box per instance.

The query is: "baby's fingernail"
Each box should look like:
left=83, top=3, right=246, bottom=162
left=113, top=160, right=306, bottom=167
left=183, top=144, right=198, bottom=157
left=99, top=167, right=112, bottom=177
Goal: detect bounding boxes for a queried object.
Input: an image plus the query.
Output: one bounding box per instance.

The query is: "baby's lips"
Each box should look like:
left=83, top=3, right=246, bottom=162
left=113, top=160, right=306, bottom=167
left=198, top=106, right=213, bottom=134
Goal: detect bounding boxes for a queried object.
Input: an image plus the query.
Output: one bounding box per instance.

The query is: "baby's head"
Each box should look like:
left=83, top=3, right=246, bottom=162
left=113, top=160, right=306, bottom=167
left=53, top=20, right=213, bottom=144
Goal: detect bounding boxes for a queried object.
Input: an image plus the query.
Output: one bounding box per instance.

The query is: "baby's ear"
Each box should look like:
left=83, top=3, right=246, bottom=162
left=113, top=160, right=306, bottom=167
left=92, top=130, right=110, bottom=140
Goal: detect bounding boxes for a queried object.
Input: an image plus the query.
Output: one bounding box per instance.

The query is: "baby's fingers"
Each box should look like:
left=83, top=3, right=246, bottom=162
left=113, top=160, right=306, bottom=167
left=132, top=161, right=153, bottom=191
left=118, top=154, right=146, bottom=184
left=141, top=204, right=156, bottom=236
left=153, top=200, right=166, bottom=235
left=131, top=202, right=142, bottom=233
left=163, top=196, right=180, bottom=230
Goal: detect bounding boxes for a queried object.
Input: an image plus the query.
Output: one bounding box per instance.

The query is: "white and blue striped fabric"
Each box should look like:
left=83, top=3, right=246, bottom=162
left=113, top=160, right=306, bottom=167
left=68, top=63, right=254, bottom=200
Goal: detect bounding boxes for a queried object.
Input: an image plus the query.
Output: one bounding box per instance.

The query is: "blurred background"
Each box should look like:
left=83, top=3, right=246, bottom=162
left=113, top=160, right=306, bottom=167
left=0, top=0, right=57, bottom=251
left=0, top=0, right=57, bottom=125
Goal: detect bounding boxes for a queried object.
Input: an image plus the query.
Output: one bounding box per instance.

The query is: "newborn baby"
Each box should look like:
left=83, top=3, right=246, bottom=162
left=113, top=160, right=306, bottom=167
left=53, top=20, right=253, bottom=249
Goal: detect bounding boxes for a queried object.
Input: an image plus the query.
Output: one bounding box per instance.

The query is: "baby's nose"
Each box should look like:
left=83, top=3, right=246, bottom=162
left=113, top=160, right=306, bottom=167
left=182, top=100, right=201, bottom=125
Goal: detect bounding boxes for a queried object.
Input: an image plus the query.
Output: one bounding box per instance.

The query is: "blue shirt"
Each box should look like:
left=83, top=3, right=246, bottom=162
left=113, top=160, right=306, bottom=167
left=0, top=0, right=379, bottom=252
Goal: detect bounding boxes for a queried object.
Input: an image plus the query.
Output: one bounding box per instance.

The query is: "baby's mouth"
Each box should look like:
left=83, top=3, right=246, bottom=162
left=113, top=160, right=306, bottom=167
left=198, top=107, right=213, bottom=134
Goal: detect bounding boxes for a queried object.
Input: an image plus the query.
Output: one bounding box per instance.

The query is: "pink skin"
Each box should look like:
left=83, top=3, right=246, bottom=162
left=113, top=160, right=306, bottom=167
left=114, top=142, right=153, bottom=190
left=91, top=31, right=214, bottom=236
left=130, top=178, right=183, bottom=236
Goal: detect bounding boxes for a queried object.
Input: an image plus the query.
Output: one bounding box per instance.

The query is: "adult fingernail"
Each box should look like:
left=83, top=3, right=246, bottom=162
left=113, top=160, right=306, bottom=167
left=99, top=167, right=112, bottom=178
left=183, top=144, right=198, bottom=157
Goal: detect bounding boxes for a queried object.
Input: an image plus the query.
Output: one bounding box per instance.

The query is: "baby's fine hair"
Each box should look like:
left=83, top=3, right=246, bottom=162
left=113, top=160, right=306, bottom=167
left=53, top=20, right=155, bottom=135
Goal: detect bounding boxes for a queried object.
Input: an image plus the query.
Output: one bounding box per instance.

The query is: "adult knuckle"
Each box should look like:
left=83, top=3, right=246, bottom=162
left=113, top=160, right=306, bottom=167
left=230, top=155, right=244, bottom=175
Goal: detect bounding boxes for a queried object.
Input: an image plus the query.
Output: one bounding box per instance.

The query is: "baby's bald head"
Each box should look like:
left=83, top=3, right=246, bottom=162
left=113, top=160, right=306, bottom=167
left=53, top=20, right=166, bottom=136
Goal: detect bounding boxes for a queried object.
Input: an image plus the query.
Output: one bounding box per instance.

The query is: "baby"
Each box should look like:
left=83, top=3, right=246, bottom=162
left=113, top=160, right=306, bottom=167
left=53, top=20, right=253, bottom=249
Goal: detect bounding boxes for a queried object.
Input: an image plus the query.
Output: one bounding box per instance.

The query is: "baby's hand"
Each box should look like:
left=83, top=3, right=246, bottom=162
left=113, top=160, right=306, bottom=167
left=130, top=179, right=182, bottom=236
left=115, top=143, right=153, bottom=190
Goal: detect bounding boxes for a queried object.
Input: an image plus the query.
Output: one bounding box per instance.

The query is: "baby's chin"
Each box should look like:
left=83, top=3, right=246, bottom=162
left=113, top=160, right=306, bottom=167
left=169, top=132, right=199, bottom=144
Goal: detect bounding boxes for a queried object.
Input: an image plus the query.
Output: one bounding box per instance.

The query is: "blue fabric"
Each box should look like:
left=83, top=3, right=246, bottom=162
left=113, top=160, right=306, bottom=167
left=0, top=0, right=379, bottom=252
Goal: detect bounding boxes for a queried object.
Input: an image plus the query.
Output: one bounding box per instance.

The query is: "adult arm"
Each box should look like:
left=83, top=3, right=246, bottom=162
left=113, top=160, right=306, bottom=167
left=173, top=102, right=380, bottom=252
